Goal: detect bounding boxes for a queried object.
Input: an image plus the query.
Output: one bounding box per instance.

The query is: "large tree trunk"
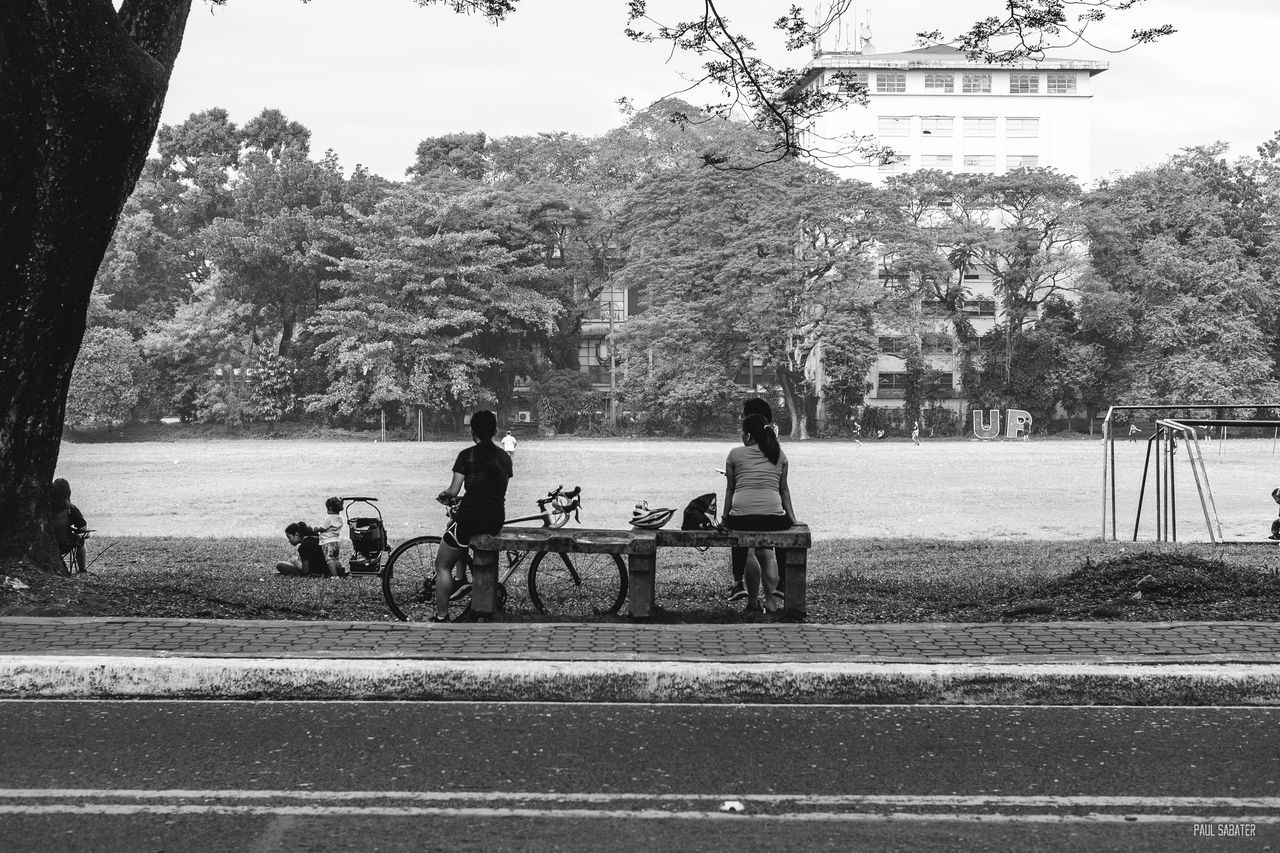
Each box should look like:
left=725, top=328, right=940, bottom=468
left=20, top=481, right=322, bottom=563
left=777, top=368, right=809, bottom=440
left=0, top=0, right=191, bottom=571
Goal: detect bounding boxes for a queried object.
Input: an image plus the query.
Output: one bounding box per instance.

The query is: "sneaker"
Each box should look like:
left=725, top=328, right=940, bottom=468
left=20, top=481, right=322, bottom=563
left=744, top=600, right=764, bottom=613
left=427, top=613, right=451, bottom=623
left=449, top=581, right=473, bottom=602
left=772, top=588, right=786, bottom=600
left=726, top=582, right=747, bottom=602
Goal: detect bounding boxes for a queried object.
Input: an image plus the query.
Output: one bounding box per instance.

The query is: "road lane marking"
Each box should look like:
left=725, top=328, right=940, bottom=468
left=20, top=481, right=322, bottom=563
left=0, top=805, right=1278, bottom=824
left=4, top=790, right=1280, bottom=810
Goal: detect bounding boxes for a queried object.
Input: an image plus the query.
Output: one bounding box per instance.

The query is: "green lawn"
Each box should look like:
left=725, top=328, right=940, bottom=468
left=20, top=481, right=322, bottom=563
left=55, top=435, right=1280, bottom=543
left=8, top=436, right=1277, bottom=622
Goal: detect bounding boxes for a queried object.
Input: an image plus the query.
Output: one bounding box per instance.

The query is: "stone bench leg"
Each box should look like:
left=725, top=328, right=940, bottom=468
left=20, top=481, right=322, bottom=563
left=471, top=548, right=499, bottom=616
left=626, top=552, right=655, bottom=619
left=777, top=547, right=806, bottom=618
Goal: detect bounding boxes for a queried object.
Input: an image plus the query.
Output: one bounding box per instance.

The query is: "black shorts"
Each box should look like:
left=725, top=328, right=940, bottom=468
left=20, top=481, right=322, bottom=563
left=443, top=513, right=504, bottom=549
left=723, top=513, right=792, bottom=531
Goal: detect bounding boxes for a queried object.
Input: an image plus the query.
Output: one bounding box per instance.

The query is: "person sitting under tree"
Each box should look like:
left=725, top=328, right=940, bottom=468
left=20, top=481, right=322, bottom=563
left=1269, top=488, right=1280, bottom=541
left=49, top=478, right=88, bottom=573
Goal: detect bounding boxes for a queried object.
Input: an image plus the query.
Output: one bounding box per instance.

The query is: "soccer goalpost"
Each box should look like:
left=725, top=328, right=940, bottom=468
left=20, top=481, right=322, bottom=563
left=1100, top=403, right=1280, bottom=543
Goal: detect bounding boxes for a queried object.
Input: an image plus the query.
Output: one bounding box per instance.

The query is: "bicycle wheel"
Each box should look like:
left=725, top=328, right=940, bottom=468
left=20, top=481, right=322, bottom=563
left=527, top=551, right=627, bottom=617
left=382, top=536, right=473, bottom=622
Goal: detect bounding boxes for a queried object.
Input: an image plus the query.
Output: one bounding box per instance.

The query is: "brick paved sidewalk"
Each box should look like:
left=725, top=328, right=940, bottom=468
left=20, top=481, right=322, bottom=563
left=4, top=617, right=1279, bottom=664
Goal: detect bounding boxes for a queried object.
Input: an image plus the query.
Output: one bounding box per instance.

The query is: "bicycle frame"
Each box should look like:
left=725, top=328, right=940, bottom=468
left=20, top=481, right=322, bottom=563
left=445, top=485, right=581, bottom=583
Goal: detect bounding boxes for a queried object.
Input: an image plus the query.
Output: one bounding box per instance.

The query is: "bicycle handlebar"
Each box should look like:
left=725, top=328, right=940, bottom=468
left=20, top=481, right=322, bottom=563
left=538, top=485, right=580, bottom=508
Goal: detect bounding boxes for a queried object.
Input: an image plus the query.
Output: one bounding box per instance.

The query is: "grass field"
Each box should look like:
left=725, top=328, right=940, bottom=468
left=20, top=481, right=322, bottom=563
left=6, top=436, right=1277, bottom=623
left=54, top=435, right=1280, bottom=543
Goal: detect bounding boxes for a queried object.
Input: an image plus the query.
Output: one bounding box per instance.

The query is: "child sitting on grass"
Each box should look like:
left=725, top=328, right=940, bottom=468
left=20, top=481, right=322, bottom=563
left=316, top=496, right=346, bottom=577
left=275, top=522, right=328, bottom=576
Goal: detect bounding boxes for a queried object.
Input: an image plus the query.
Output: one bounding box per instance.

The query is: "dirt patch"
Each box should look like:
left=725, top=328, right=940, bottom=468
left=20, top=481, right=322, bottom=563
left=1001, top=552, right=1280, bottom=620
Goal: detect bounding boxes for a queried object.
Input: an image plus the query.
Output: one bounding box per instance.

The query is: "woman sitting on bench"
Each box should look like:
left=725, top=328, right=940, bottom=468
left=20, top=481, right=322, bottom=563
left=722, top=413, right=798, bottom=615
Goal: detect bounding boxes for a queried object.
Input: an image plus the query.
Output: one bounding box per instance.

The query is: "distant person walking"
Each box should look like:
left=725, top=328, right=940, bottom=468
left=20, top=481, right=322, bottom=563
left=1128, top=423, right=1142, bottom=443
left=850, top=420, right=864, bottom=446
left=911, top=420, right=921, bottom=446
left=500, top=429, right=518, bottom=456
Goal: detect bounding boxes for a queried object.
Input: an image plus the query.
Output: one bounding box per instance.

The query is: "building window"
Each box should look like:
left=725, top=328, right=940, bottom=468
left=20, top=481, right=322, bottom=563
left=1047, top=73, right=1077, bottom=94
left=962, top=267, right=982, bottom=281
left=1006, top=117, right=1039, bottom=138
left=626, top=286, right=646, bottom=316
left=878, top=336, right=910, bottom=356
left=963, top=116, right=996, bottom=137
left=878, top=155, right=910, bottom=174
left=924, top=373, right=957, bottom=399
left=924, top=73, right=954, bottom=92
left=921, top=333, right=953, bottom=353
left=876, top=72, right=907, bottom=93
left=876, top=372, right=909, bottom=398
left=962, top=73, right=991, bottom=93
left=831, top=70, right=868, bottom=94
left=961, top=298, right=997, bottom=316
left=1007, top=154, right=1040, bottom=168
left=920, top=116, right=953, bottom=136
left=921, top=154, right=953, bottom=169
left=1009, top=73, right=1039, bottom=94
left=877, top=116, right=911, bottom=137
left=579, top=338, right=612, bottom=383
left=963, top=154, right=996, bottom=172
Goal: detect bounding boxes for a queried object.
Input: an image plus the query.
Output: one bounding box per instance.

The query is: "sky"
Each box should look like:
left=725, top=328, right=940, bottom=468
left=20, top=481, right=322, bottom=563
left=158, top=0, right=1279, bottom=184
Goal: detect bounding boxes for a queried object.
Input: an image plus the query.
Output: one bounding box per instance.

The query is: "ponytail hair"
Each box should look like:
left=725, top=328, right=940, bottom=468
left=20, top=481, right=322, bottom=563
left=743, top=414, right=780, bottom=465
left=470, top=410, right=498, bottom=456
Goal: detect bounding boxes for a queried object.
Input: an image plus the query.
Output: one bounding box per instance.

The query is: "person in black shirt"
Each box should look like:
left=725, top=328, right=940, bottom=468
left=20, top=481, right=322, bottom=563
left=275, top=521, right=326, bottom=575
left=50, top=478, right=88, bottom=572
left=431, top=410, right=512, bottom=622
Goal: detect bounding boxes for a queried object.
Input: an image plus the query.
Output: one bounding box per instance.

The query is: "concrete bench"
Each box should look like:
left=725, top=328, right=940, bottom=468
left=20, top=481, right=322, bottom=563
left=470, top=524, right=811, bottom=620
left=468, top=527, right=657, bottom=617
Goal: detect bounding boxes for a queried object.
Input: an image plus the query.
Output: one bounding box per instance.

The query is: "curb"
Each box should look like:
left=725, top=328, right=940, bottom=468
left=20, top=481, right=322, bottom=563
left=5, top=657, right=1280, bottom=705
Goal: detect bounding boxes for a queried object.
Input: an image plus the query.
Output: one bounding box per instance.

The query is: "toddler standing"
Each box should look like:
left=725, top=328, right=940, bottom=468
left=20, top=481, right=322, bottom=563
left=316, top=496, right=345, bottom=577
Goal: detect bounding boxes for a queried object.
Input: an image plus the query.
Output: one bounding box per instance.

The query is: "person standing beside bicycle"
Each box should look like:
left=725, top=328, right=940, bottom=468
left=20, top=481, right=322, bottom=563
left=50, top=478, right=88, bottom=573
left=431, top=410, right=513, bottom=623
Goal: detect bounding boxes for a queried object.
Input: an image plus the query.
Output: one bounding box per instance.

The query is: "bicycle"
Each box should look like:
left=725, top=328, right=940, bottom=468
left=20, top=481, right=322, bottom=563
left=381, top=485, right=628, bottom=622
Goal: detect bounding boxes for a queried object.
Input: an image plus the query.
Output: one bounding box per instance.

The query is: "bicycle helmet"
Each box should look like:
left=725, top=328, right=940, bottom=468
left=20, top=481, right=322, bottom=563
left=630, top=501, right=675, bottom=530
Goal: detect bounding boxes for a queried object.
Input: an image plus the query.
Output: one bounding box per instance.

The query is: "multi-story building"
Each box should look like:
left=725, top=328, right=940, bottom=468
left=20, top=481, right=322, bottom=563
left=556, top=41, right=1108, bottom=430
left=791, top=42, right=1107, bottom=420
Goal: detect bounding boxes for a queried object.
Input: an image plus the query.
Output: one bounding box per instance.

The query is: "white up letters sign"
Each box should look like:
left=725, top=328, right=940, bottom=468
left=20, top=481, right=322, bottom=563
left=972, top=409, right=1033, bottom=439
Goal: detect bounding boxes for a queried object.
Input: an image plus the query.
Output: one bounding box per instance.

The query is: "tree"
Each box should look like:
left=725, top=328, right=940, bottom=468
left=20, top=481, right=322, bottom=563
left=0, top=0, right=1173, bottom=572
left=65, top=328, right=148, bottom=430
left=528, top=369, right=601, bottom=434
left=613, top=159, right=882, bottom=438
left=304, top=178, right=562, bottom=431
left=1082, top=152, right=1280, bottom=404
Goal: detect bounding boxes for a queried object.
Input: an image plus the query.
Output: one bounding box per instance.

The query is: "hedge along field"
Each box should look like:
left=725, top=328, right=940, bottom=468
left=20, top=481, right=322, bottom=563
left=53, top=435, right=1280, bottom=544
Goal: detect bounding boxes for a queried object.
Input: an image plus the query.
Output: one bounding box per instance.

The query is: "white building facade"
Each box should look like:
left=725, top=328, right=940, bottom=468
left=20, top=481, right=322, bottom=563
left=794, top=45, right=1107, bottom=421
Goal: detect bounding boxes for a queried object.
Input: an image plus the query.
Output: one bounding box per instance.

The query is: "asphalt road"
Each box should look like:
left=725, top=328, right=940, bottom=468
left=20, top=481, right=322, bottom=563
left=2, top=700, right=1278, bottom=852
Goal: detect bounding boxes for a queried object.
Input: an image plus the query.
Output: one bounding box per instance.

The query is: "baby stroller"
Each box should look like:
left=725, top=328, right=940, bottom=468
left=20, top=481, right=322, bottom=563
left=341, top=496, right=388, bottom=575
